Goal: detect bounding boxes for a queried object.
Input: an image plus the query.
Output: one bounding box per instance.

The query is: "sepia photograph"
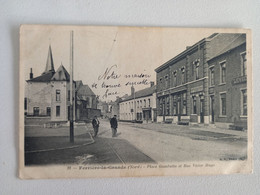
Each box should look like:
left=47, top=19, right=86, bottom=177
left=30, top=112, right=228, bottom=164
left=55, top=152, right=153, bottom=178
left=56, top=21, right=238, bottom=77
left=19, top=25, right=252, bottom=179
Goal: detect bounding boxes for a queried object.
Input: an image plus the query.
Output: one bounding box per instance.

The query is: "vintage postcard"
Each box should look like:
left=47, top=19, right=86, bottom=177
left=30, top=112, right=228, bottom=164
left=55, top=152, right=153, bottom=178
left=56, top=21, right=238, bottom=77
left=19, top=25, right=252, bottom=179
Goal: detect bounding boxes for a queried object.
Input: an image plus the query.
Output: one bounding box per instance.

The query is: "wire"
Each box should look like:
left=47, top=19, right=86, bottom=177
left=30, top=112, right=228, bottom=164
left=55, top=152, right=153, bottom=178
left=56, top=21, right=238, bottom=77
left=104, top=31, right=118, bottom=64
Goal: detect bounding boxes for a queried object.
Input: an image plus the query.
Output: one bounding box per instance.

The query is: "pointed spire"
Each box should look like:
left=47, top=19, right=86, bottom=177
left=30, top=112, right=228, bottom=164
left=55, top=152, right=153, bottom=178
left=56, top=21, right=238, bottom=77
left=42, top=45, right=55, bottom=75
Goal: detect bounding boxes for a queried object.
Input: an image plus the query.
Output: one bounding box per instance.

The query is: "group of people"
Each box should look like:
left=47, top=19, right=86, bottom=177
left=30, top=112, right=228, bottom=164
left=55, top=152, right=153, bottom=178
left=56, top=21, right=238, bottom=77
left=91, top=115, right=118, bottom=138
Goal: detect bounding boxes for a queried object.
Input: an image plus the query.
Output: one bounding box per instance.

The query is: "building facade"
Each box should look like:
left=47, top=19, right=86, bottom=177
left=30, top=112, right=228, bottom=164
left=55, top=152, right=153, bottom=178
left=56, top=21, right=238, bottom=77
left=106, top=97, right=121, bottom=119
left=155, top=33, right=247, bottom=126
left=25, top=45, right=99, bottom=122
left=119, top=83, right=157, bottom=122
left=207, top=34, right=247, bottom=128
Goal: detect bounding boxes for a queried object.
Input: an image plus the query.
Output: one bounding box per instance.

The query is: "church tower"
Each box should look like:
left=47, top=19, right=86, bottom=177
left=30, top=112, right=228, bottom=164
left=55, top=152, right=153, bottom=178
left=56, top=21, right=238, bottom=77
left=42, top=45, right=55, bottom=75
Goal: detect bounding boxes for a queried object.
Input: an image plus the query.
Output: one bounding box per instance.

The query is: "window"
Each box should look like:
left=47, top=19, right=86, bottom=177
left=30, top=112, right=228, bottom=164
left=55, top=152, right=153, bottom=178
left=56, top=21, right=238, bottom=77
left=165, top=75, right=169, bottom=88
left=137, top=101, right=139, bottom=108
left=144, top=99, right=146, bottom=107
left=241, top=89, right=247, bottom=116
left=220, top=93, right=226, bottom=116
left=58, top=71, right=62, bottom=80
left=24, top=98, right=27, bottom=110
left=220, top=62, right=226, bottom=83
left=56, top=106, right=60, bottom=117
left=159, top=77, right=163, bottom=85
left=68, top=90, right=70, bottom=101
left=159, top=98, right=163, bottom=116
left=148, top=99, right=151, bottom=107
left=173, top=71, right=177, bottom=86
left=173, top=95, right=177, bottom=115
left=56, top=89, right=61, bottom=101
left=241, top=52, right=247, bottom=76
left=193, top=97, right=197, bottom=114
left=140, top=100, right=142, bottom=108
left=181, top=67, right=185, bottom=84
left=191, top=62, right=194, bottom=76
left=209, top=67, right=215, bottom=86
left=33, top=107, right=39, bottom=116
left=195, top=64, right=199, bottom=80
left=166, top=96, right=170, bottom=116
left=46, top=107, right=51, bottom=116
left=193, top=60, right=200, bottom=80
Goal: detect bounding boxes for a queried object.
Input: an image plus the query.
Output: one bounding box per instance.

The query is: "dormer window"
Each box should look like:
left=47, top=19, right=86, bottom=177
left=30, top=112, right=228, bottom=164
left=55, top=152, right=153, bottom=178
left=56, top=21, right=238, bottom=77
left=58, top=71, right=62, bottom=80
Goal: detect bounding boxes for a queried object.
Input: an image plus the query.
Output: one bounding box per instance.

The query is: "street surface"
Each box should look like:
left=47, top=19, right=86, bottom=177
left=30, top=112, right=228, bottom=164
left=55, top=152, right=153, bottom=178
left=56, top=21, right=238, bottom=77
left=94, top=119, right=247, bottom=163
left=24, top=118, right=247, bottom=165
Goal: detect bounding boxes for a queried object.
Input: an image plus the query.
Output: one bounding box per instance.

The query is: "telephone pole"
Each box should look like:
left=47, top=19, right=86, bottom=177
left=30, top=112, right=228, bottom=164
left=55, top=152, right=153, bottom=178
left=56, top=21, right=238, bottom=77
left=70, top=31, right=74, bottom=143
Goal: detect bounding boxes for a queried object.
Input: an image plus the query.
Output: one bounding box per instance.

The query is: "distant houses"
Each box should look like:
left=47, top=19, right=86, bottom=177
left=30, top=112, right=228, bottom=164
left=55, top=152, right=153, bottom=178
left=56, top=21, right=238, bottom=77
left=24, top=45, right=100, bottom=122
left=119, top=82, right=157, bottom=123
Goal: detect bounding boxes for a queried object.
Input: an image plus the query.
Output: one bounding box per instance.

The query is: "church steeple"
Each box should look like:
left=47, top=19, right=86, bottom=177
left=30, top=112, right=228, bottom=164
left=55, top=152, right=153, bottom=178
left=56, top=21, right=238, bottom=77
left=42, top=45, right=55, bottom=75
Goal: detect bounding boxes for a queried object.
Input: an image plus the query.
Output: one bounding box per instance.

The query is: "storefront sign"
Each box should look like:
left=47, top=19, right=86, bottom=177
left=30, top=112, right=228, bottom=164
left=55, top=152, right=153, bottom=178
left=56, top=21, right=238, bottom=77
left=232, top=76, right=247, bottom=85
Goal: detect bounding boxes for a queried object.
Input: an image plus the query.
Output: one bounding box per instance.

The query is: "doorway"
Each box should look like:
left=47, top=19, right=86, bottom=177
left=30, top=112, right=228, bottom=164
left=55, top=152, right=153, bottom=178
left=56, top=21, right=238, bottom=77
left=177, top=98, right=181, bottom=122
left=200, top=99, right=204, bottom=123
left=210, top=96, right=215, bottom=123
left=68, top=106, right=70, bottom=120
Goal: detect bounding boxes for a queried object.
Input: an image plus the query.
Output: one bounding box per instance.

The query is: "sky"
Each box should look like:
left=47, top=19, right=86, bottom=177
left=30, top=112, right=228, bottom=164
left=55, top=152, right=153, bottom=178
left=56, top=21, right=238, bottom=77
left=21, top=25, right=216, bottom=101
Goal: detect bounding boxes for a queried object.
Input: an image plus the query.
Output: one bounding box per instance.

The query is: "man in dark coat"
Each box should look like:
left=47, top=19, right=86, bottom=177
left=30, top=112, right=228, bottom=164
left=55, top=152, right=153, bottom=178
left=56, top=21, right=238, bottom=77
left=92, top=116, right=100, bottom=138
left=110, top=115, right=118, bottom=137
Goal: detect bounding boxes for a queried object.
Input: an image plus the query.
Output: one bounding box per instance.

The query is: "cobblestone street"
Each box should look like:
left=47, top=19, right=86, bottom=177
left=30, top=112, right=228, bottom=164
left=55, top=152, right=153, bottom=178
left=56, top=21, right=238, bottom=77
left=25, top=118, right=247, bottom=165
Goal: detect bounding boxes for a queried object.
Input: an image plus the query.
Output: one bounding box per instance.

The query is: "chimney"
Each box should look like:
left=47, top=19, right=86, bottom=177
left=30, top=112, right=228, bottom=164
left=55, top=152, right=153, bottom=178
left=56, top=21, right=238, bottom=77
left=30, top=68, right=33, bottom=79
left=150, top=81, right=154, bottom=87
left=131, top=86, right=135, bottom=96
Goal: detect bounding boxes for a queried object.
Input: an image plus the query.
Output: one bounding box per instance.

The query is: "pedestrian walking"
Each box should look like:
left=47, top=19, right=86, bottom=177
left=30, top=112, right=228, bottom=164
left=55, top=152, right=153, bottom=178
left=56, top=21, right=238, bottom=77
left=92, top=116, right=100, bottom=138
left=110, top=115, right=118, bottom=137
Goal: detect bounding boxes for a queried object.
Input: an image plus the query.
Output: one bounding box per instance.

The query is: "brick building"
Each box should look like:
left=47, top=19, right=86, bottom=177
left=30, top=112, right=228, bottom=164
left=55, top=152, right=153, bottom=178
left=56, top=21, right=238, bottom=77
left=155, top=33, right=246, bottom=126
left=207, top=34, right=247, bottom=128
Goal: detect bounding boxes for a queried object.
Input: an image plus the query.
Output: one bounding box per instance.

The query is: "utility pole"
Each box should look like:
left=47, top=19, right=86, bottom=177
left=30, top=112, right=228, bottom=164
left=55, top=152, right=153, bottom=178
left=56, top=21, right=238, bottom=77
left=70, top=31, right=74, bottom=143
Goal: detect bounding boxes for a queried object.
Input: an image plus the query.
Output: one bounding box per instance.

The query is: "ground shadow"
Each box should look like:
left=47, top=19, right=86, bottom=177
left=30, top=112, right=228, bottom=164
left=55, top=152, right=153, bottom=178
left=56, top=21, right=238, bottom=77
left=25, top=136, right=156, bottom=166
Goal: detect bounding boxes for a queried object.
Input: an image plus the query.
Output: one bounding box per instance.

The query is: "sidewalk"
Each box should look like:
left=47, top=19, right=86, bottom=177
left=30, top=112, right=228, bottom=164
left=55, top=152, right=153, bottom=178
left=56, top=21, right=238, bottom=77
left=119, top=121, right=247, bottom=139
left=25, top=132, right=155, bottom=165
left=25, top=123, right=90, bottom=137
left=25, top=124, right=95, bottom=153
left=189, top=123, right=247, bottom=138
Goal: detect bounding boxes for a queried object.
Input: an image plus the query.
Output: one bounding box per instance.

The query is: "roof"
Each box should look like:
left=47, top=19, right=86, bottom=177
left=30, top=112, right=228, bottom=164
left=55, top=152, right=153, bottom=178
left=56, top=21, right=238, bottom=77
left=42, top=45, right=55, bottom=75
left=208, top=34, right=246, bottom=62
left=120, top=85, right=156, bottom=102
left=75, top=80, right=83, bottom=91
left=155, top=33, right=218, bottom=73
left=77, top=85, right=96, bottom=98
left=27, top=71, right=55, bottom=82
left=51, top=65, right=70, bottom=81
